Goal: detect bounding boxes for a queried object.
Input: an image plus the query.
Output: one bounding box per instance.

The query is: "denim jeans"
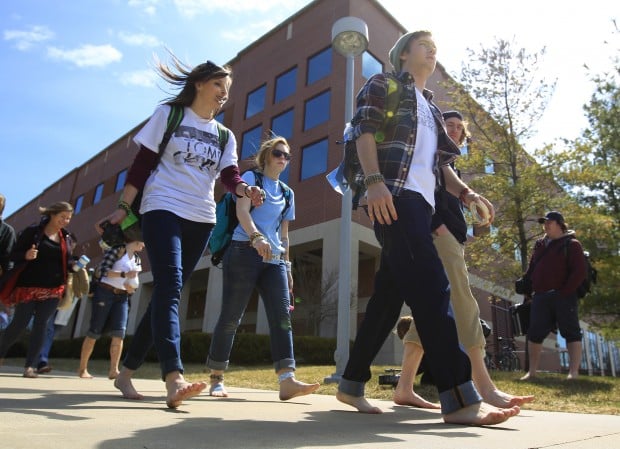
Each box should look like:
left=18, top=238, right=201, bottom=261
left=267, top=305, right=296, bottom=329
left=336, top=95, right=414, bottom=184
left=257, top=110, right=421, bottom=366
left=122, top=210, right=213, bottom=379
left=87, top=284, right=130, bottom=339
left=0, top=297, right=59, bottom=368
left=38, top=311, right=61, bottom=367
left=207, top=241, right=295, bottom=372
left=338, top=190, right=481, bottom=414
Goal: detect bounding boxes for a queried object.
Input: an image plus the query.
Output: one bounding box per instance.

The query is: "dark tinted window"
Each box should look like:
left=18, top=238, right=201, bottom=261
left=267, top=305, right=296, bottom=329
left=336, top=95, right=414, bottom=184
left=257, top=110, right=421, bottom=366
left=74, top=195, right=84, bottom=214
left=246, top=84, right=266, bottom=119
left=93, top=183, right=104, bottom=205
left=362, top=51, right=383, bottom=79
left=301, top=139, right=328, bottom=180
left=275, top=67, right=297, bottom=103
left=241, top=125, right=263, bottom=160
left=271, top=109, right=294, bottom=140
left=307, top=47, right=332, bottom=85
left=304, top=91, right=330, bottom=130
left=115, top=169, right=127, bottom=192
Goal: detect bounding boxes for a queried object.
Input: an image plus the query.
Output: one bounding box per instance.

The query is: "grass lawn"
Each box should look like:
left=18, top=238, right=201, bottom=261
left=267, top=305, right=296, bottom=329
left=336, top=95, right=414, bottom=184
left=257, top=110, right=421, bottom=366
left=5, top=357, right=619, bottom=415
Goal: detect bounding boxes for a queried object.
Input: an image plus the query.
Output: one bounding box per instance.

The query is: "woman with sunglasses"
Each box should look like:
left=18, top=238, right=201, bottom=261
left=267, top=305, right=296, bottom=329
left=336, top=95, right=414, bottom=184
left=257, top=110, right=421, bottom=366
left=98, top=54, right=263, bottom=409
left=206, top=137, right=320, bottom=400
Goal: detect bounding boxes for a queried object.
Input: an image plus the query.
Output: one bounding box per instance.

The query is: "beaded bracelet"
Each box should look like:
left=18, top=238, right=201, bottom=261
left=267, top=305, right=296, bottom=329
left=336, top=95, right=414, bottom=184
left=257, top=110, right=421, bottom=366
left=117, top=200, right=132, bottom=215
left=250, top=231, right=264, bottom=247
left=363, top=172, right=385, bottom=187
left=459, top=187, right=474, bottom=204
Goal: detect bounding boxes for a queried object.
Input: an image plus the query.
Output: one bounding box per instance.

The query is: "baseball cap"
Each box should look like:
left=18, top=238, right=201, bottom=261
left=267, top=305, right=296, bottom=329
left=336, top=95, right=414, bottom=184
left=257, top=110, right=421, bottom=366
left=537, top=211, right=564, bottom=224
left=442, top=110, right=463, bottom=121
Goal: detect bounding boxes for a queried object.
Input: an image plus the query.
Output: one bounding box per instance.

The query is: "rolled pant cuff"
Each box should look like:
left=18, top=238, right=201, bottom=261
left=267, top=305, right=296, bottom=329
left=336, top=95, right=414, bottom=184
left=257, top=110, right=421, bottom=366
left=439, top=381, right=482, bottom=414
left=206, top=357, right=229, bottom=372
left=337, top=378, right=365, bottom=397
left=274, top=358, right=295, bottom=372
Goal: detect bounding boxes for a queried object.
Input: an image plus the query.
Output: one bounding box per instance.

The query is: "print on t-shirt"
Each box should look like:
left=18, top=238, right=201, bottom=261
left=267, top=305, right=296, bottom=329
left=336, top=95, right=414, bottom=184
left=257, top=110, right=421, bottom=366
left=172, top=124, right=222, bottom=172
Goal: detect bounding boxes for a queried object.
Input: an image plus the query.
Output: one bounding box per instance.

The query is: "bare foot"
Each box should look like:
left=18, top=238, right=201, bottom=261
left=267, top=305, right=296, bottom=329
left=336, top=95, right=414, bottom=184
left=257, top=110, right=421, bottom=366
left=78, top=369, right=94, bottom=379
left=23, top=367, right=38, bottom=378
left=279, top=377, right=320, bottom=401
left=566, top=373, right=579, bottom=380
left=336, top=391, right=383, bottom=414
left=114, top=375, right=144, bottom=400
left=443, top=402, right=520, bottom=426
left=209, top=374, right=228, bottom=397
left=519, top=372, right=535, bottom=381
left=393, top=387, right=441, bottom=409
left=166, top=378, right=207, bottom=409
left=480, top=387, right=534, bottom=408
left=108, top=370, right=120, bottom=380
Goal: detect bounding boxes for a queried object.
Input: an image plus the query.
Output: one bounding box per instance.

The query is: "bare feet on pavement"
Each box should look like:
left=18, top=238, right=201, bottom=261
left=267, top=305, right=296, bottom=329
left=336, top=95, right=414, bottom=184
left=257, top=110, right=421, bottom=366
left=78, top=369, right=94, bottom=379
left=279, top=377, right=320, bottom=401
left=166, top=377, right=207, bottom=409
left=114, top=374, right=144, bottom=400
left=479, top=387, right=534, bottom=408
left=443, top=401, right=520, bottom=426
left=393, top=387, right=441, bottom=409
left=108, top=370, right=120, bottom=380
left=336, top=391, right=383, bottom=414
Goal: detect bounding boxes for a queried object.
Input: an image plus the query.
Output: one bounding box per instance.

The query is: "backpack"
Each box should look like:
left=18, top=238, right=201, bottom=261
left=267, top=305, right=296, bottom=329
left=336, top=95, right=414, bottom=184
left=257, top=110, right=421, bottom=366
left=208, top=170, right=291, bottom=267
left=327, top=73, right=406, bottom=209
left=564, top=238, right=597, bottom=299
left=116, top=105, right=229, bottom=244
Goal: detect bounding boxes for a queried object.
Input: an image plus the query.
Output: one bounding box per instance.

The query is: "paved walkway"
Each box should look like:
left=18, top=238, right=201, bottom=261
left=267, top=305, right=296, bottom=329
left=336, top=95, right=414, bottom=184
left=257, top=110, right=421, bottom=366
left=1, top=366, right=619, bottom=449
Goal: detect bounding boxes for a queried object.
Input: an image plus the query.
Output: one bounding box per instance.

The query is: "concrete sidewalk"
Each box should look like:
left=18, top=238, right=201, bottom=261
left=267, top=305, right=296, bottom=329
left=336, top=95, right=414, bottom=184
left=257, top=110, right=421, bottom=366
left=1, top=367, right=619, bottom=449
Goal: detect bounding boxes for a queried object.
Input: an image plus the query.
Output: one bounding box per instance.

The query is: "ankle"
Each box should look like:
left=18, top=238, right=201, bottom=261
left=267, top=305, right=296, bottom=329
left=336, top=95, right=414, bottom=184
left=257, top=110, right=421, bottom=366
left=210, top=373, right=224, bottom=384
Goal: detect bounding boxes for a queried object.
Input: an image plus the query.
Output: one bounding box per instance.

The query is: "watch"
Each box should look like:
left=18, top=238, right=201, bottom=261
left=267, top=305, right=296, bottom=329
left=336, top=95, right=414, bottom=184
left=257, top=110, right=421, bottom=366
left=120, top=272, right=126, bottom=278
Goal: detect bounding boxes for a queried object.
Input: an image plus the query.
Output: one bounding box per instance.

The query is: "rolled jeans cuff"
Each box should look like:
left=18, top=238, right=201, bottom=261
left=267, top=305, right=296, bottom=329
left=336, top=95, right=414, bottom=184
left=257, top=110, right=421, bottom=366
left=439, top=381, right=482, bottom=414
left=338, top=378, right=365, bottom=397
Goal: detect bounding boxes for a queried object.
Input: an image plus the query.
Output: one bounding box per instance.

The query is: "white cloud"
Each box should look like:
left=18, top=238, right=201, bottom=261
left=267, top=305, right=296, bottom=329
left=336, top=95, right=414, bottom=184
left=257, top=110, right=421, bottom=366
left=128, top=0, right=159, bottom=16
left=119, top=69, right=158, bottom=87
left=172, top=0, right=306, bottom=18
left=47, top=44, right=122, bottom=68
left=4, top=25, right=54, bottom=51
left=117, top=31, right=160, bottom=47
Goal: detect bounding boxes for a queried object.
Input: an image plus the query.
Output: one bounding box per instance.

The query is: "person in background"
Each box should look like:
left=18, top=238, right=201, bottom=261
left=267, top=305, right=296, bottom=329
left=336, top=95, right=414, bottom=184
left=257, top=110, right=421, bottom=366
left=78, top=240, right=144, bottom=379
left=0, top=202, right=74, bottom=378
left=0, top=193, right=16, bottom=277
left=394, top=111, right=534, bottom=409
left=206, top=137, right=319, bottom=400
left=98, top=54, right=264, bottom=408
left=36, top=232, right=79, bottom=374
left=520, top=211, right=586, bottom=381
left=334, top=30, right=519, bottom=425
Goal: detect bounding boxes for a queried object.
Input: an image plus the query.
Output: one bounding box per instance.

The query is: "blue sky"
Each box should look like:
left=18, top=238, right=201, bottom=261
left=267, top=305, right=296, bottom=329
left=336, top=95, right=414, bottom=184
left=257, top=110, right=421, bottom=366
left=1, top=0, right=617, bottom=217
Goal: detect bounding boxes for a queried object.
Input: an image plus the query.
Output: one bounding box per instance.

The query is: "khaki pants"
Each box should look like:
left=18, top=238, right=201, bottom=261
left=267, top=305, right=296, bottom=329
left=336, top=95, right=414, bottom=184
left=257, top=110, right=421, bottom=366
left=404, top=231, right=486, bottom=351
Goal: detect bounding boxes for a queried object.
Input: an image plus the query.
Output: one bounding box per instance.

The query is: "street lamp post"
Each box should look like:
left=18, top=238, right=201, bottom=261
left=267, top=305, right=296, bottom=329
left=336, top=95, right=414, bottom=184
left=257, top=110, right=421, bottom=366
left=324, top=17, right=368, bottom=384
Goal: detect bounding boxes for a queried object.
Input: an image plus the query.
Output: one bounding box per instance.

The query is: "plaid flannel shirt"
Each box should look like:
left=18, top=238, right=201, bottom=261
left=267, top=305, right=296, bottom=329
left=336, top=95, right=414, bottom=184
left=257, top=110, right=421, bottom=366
left=95, top=245, right=126, bottom=280
left=350, top=71, right=461, bottom=197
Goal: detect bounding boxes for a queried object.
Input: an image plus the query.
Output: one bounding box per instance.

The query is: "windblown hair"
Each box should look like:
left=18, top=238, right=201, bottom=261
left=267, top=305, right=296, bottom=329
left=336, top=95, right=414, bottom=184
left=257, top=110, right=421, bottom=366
left=38, top=201, right=74, bottom=217
left=254, top=136, right=290, bottom=172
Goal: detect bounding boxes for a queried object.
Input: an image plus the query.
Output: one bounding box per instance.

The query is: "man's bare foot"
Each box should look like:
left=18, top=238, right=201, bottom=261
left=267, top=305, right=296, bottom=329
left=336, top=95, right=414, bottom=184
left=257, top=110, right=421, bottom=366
left=566, top=373, right=579, bottom=380
left=78, top=369, right=93, bottom=379
left=114, top=375, right=144, bottom=400
left=479, top=387, right=535, bottom=408
left=519, top=372, right=535, bottom=381
left=166, top=378, right=207, bottom=408
left=279, top=377, right=320, bottom=401
left=23, top=367, right=38, bottom=378
left=336, top=391, right=383, bottom=414
left=108, top=370, right=120, bottom=380
left=443, top=402, right=520, bottom=426
left=393, top=387, right=440, bottom=409
left=209, top=374, right=228, bottom=397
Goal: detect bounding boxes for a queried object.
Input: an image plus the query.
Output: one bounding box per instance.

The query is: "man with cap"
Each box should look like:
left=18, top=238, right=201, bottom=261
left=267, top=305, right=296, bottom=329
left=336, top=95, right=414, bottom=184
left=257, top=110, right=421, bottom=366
left=520, top=211, right=586, bottom=380
left=394, top=111, right=534, bottom=409
left=335, top=30, right=520, bottom=425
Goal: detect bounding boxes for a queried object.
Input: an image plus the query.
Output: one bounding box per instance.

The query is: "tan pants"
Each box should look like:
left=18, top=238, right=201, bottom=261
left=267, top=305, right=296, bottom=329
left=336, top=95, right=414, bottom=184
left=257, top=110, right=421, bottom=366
left=404, top=231, right=486, bottom=351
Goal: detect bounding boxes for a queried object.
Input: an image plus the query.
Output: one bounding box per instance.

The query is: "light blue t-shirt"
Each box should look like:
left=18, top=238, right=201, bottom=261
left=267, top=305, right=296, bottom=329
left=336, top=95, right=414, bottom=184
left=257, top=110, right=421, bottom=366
left=232, top=171, right=295, bottom=262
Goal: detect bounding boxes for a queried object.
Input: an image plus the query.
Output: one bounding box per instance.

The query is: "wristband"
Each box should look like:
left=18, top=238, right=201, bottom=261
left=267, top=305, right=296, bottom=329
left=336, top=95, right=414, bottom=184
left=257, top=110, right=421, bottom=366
left=244, top=184, right=251, bottom=198
left=120, top=272, right=126, bottom=278
left=117, top=200, right=132, bottom=215
left=459, top=187, right=474, bottom=204
left=363, top=173, right=385, bottom=187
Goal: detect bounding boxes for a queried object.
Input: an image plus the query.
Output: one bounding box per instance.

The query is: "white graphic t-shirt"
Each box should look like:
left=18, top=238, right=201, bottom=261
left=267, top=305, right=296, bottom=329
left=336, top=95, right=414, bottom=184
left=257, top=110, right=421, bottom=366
left=100, top=252, right=142, bottom=291
left=404, top=88, right=438, bottom=209
left=134, top=105, right=238, bottom=223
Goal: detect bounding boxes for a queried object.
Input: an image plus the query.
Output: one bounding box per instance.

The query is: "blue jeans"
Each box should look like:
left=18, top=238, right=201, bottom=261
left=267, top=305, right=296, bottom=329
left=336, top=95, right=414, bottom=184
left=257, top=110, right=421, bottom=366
left=0, top=298, right=59, bottom=368
left=87, top=284, right=130, bottom=339
left=38, top=311, right=61, bottom=367
left=122, top=210, right=213, bottom=379
left=338, top=191, right=481, bottom=414
left=207, top=241, right=295, bottom=372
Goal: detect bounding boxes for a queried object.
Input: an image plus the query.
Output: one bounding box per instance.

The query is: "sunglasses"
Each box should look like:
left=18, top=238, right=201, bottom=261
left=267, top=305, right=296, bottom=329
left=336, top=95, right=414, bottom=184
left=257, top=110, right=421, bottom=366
left=271, top=149, right=291, bottom=161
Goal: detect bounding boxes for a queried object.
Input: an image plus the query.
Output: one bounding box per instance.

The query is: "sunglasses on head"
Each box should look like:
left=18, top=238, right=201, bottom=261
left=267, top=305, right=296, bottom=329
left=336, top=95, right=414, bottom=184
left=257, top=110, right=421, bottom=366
left=271, top=149, right=291, bottom=160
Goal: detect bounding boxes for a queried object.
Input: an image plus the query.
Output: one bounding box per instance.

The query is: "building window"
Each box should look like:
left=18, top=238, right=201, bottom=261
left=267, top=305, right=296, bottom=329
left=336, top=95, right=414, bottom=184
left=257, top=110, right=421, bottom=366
left=246, top=84, right=266, bottom=119
left=271, top=109, right=294, bottom=140
left=301, top=138, right=328, bottom=180
left=307, top=47, right=332, bottom=85
left=362, top=51, right=382, bottom=79
left=274, top=67, right=297, bottom=103
left=241, top=125, right=263, bottom=160
left=485, top=157, right=495, bottom=174
left=93, top=183, right=104, bottom=205
left=115, top=169, right=127, bottom=192
left=215, top=110, right=225, bottom=124
left=304, top=91, right=330, bottom=131
left=74, top=195, right=84, bottom=215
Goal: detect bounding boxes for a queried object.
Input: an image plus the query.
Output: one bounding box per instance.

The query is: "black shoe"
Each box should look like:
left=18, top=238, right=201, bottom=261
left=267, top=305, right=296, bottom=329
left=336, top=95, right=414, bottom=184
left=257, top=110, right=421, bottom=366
left=36, top=364, right=52, bottom=374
